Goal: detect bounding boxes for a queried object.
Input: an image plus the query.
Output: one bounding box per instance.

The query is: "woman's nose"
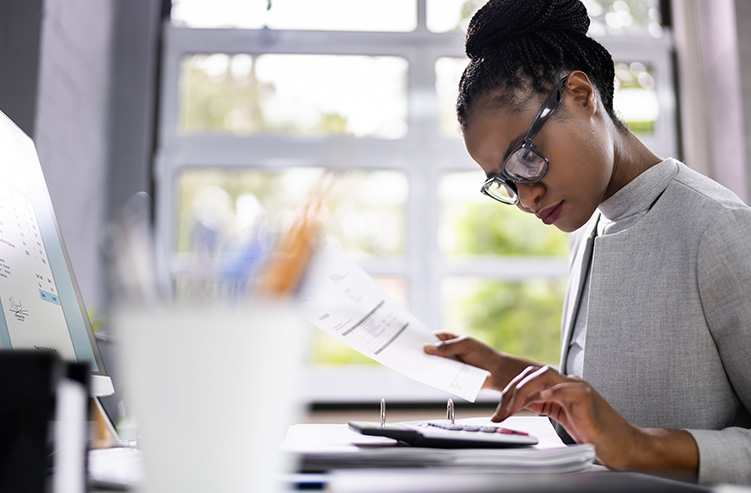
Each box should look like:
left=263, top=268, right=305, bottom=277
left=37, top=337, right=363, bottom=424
left=516, top=181, right=544, bottom=211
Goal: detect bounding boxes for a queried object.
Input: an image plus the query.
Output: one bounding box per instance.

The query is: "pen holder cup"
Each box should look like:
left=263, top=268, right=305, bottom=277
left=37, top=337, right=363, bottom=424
left=115, top=301, right=308, bottom=492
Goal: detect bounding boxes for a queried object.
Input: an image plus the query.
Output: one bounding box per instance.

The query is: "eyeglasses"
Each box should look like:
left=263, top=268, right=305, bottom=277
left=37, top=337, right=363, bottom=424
left=480, top=76, right=568, bottom=205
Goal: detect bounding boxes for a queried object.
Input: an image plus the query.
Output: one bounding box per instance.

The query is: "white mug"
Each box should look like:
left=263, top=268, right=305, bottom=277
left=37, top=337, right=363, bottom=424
left=116, top=301, right=307, bottom=492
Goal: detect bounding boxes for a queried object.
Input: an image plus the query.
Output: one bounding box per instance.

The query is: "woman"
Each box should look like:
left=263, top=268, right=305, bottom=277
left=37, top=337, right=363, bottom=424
left=424, top=0, right=751, bottom=485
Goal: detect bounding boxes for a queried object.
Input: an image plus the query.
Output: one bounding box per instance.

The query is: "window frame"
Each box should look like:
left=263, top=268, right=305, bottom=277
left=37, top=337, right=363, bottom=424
left=155, top=1, right=676, bottom=403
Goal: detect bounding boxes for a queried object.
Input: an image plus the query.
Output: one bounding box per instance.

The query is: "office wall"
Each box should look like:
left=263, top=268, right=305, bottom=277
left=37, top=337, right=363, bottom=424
left=106, top=1, right=162, bottom=226
left=0, top=0, right=116, bottom=309
left=673, top=0, right=750, bottom=202
left=0, top=0, right=44, bottom=136
left=737, top=0, right=751, bottom=192
left=0, top=0, right=161, bottom=315
left=33, top=0, right=115, bottom=310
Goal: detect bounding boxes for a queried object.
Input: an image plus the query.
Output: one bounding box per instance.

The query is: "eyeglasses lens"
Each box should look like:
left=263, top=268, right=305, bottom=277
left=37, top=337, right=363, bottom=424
left=485, top=179, right=518, bottom=204
left=505, top=147, right=546, bottom=181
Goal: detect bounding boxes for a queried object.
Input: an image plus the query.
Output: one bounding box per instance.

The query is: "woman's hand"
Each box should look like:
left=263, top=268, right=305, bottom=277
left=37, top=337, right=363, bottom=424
left=423, top=332, right=538, bottom=392
left=494, top=365, right=699, bottom=477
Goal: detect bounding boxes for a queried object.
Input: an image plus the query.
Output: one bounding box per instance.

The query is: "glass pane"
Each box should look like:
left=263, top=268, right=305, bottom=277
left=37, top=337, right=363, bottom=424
left=613, top=62, right=658, bottom=135
left=311, top=276, right=407, bottom=366
left=429, top=0, right=662, bottom=37
left=179, top=54, right=408, bottom=138
left=442, top=277, right=565, bottom=366
left=176, top=168, right=407, bottom=259
left=583, top=0, right=663, bottom=37
left=427, top=0, right=483, bottom=33
left=171, top=0, right=416, bottom=31
left=439, top=172, right=568, bottom=257
left=435, top=57, right=467, bottom=138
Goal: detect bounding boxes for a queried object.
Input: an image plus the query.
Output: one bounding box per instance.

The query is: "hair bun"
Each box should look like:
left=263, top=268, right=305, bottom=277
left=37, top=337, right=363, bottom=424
left=465, top=0, right=590, bottom=59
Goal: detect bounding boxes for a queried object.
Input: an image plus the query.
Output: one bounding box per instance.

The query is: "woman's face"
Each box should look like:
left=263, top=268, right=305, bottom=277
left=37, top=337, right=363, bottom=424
left=463, top=83, right=615, bottom=233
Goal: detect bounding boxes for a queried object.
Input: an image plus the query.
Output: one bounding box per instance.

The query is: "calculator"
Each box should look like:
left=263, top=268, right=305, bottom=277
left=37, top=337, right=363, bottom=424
left=348, top=421, right=539, bottom=448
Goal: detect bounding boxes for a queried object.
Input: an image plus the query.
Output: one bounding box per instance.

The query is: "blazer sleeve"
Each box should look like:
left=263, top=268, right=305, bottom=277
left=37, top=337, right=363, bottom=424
left=687, top=207, right=751, bottom=485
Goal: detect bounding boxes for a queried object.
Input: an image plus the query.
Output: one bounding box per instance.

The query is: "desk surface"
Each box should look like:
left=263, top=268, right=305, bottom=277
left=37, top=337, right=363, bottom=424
left=323, top=469, right=712, bottom=493
left=87, top=470, right=719, bottom=493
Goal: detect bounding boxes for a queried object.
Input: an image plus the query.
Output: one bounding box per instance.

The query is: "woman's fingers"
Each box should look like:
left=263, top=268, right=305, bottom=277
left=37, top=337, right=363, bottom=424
left=432, top=331, right=459, bottom=341
left=492, top=365, right=541, bottom=421
left=491, top=368, right=649, bottom=471
left=493, top=366, right=564, bottom=422
left=423, top=334, right=502, bottom=389
left=527, top=382, right=591, bottom=429
left=423, top=334, right=469, bottom=356
left=497, top=374, right=606, bottom=445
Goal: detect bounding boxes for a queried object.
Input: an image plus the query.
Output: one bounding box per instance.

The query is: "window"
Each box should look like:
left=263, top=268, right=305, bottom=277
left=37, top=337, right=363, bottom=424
left=171, top=0, right=417, bottom=31
left=156, top=0, right=675, bottom=402
left=179, top=54, right=408, bottom=137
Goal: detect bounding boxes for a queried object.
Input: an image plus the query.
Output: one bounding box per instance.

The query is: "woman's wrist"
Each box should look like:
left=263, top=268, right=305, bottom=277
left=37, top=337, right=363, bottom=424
left=624, top=427, right=699, bottom=480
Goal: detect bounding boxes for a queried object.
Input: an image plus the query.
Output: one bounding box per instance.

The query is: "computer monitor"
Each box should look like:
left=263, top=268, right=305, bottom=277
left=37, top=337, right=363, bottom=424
left=0, top=108, right=114, bottom=396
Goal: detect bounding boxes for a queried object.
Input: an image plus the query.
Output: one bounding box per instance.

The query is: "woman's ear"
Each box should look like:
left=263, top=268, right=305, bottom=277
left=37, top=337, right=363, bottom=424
left=565, top=70, right=597, bottom=116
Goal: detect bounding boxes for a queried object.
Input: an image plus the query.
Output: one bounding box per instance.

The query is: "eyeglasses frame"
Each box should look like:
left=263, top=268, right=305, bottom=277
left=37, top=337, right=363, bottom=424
left=480, top=75, right=569, bottom=205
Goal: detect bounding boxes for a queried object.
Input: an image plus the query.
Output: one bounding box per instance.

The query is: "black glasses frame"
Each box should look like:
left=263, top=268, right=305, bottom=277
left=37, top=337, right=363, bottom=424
left=480, top=75, right=568, bottom=205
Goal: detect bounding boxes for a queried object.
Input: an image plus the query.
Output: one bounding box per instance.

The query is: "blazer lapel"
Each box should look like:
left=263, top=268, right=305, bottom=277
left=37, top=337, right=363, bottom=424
left=559, top=214, right=600, bottom=373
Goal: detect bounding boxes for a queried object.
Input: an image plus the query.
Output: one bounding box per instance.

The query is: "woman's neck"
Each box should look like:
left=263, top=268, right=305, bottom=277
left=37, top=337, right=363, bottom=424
left=604, top=128, right=662, bottom=201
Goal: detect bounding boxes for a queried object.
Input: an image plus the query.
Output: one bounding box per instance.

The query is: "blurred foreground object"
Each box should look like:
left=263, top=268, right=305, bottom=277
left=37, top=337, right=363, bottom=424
left=257, top=173, right=335, bottom=297
left=0, top=351, right=89, bottom=493
left=117, top=302, right=307, bottom=492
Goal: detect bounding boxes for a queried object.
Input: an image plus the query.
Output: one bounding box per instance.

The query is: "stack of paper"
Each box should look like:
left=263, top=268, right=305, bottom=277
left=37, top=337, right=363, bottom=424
left=284, top=416, right=595, bottom=474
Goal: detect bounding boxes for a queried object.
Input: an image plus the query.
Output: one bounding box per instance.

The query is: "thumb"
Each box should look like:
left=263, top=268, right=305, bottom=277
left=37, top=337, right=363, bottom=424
left=433, top=331, right=459, bottom=341
left=423, top=335, right=467, bottom=357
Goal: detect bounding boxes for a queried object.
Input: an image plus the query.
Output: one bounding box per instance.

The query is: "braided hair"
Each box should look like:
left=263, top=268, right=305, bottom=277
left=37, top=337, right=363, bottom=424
left=457, top=0, right=623, bottom=131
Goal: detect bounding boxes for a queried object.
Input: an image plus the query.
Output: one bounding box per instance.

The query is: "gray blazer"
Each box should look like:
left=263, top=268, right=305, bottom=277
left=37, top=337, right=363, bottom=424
left=559, top=159, right=751, bottom=485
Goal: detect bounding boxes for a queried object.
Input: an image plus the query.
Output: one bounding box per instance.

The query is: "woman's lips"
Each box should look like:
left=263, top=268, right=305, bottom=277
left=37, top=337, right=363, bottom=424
left=536, top=201, right=564, bottom=225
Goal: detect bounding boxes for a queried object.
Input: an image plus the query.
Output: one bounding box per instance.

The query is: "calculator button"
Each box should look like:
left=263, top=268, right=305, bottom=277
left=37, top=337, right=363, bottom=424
left=499, top=428, right=529, bottom=436
left=426, top=423, right=466, bottom=431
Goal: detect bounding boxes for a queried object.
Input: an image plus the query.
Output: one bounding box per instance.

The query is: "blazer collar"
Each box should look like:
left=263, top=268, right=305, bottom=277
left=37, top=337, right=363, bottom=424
left=559, top=213, right=600, bottom=373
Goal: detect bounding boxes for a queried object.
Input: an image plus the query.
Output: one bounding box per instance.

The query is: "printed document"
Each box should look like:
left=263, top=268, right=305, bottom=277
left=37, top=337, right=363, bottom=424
left=296, top=246, right=489, bottom=402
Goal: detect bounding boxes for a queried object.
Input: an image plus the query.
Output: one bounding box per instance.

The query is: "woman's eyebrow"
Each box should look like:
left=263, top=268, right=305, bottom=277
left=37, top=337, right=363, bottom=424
left=502, top=134, right=525, bottom=161
left=484, top=133, right=525, bottom=180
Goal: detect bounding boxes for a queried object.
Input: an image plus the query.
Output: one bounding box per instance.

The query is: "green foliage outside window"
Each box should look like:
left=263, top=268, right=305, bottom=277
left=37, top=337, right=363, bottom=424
left=446, top=278, right=567, bottom=366
left=449, top=202, right=568, bottom=257
left=443, top=201, right=568, bottom=366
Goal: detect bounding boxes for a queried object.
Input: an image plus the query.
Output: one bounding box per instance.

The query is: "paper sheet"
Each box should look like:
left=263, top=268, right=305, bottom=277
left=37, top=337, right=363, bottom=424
left=296, top=246, right=489, bottom=402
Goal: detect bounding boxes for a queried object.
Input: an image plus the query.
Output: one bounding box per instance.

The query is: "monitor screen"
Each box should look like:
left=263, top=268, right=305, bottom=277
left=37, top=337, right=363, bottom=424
left=0, top=109, right=113, bottom=396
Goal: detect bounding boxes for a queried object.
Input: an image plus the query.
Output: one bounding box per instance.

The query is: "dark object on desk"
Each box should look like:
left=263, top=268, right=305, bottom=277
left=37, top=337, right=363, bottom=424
left=348, top=421, right=538, bottom=448
left=0, top=351, right=56, bottom=493
left=0, top=350, right=89, bottom=493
